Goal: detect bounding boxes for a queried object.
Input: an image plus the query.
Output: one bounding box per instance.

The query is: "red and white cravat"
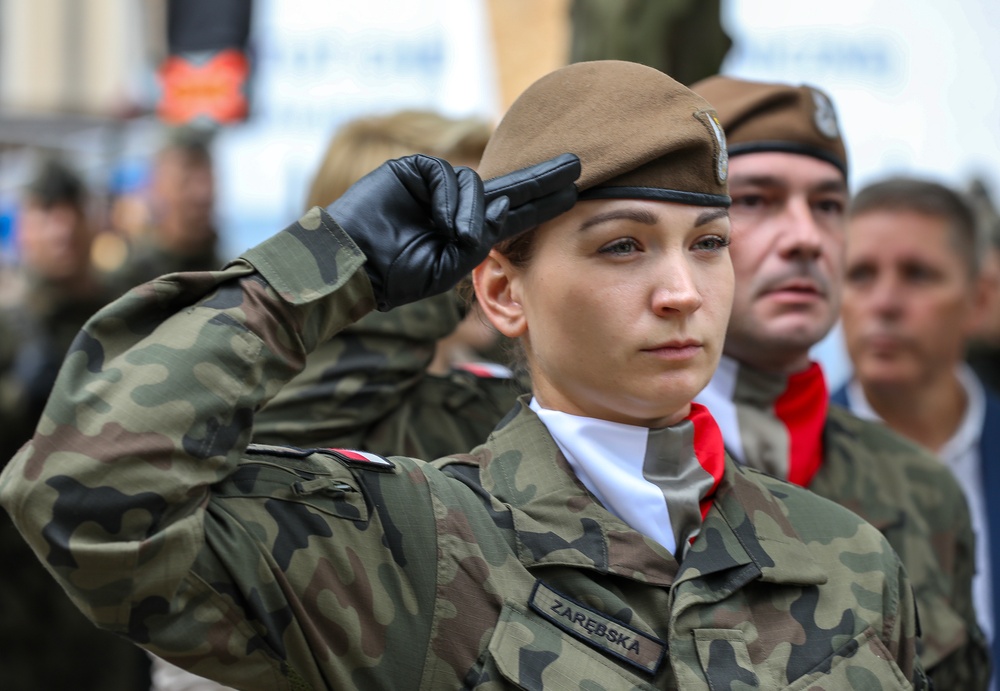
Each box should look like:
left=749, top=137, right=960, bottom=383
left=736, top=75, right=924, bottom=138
left=531, top=400, right=726, bottom=558
left=695, top=356, right=828, bottom=487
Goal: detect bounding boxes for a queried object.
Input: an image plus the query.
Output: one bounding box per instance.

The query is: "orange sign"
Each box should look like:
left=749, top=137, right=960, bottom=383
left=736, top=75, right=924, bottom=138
left=158, top=49, right=249, bottom=125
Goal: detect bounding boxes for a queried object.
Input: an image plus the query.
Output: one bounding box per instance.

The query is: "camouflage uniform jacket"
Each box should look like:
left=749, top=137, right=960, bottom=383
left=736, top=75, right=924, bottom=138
left=0, top=210, right=926, bottom=690
left=700, top=361, right=988, bottom=687
left=252, top=290, right=525, bottom=458
left=812, top=405, right=988, bottom=687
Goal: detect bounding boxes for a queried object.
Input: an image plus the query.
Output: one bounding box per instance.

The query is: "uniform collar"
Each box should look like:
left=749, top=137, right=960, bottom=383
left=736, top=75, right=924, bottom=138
left=528, top=398, right=724, bottom=558
left=696, top=356, right=828, bottom=486
left=476, top=397, right=828, bottom=589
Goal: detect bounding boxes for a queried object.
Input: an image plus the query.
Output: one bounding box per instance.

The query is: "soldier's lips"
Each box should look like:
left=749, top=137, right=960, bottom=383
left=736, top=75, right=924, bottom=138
left=641, top=340, right=703, bottom=360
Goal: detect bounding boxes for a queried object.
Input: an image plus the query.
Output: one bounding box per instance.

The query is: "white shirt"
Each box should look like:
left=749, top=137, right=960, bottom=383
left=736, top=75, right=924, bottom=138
left=845, top=364, right=993, bottom=642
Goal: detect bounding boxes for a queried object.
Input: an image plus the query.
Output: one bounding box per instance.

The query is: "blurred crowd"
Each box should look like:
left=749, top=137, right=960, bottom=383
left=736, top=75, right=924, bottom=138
left=0, top=127, right=222, bottom=464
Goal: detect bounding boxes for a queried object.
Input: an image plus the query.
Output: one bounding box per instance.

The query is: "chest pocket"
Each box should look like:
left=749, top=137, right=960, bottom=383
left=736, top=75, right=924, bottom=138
left=782, top=627, right=912, bottom=691
left=695, top=626, right=911, bottom=691
left=482, top=602, right=660, bottom=691
left=694, top=629, right=759, bottom=689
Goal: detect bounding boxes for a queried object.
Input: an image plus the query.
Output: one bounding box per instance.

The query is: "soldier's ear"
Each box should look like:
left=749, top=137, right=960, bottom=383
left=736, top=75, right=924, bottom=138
left=473, top=250, right=527, bottom=338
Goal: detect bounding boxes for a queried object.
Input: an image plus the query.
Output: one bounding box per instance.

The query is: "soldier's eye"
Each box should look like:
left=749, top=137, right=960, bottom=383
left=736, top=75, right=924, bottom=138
left=599, top=238, right=641, bottom=256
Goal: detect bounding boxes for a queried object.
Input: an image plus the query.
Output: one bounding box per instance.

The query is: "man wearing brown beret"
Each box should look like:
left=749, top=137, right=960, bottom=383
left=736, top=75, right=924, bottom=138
left=692, top=74, right=989, bottom=688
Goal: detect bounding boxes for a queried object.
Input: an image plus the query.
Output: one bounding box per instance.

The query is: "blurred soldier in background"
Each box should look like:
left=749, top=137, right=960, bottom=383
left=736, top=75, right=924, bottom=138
left=0, top=157, right=149, bottom=691
left=569, top=0, right=731, bottom=85
left=0, top=158, right=121, bottom=458
left=109, top=126, right=221, bottom=292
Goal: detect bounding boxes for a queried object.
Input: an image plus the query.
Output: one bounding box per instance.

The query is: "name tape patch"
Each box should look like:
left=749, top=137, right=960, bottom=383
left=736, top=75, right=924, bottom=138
left=528, top=581, right=666, bottom=675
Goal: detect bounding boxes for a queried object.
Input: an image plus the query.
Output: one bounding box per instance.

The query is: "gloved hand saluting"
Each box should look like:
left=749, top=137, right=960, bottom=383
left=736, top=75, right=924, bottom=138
left=325, top=153, right=580, bottom=311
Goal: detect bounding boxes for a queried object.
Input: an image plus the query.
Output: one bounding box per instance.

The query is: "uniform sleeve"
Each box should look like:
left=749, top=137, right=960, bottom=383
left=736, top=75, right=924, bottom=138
left=924, top=486, right=991, bottom=690
left=0, top=207, right=375, bottom=635
left=251, top=291, right=461, bottom=449
left=894, top=569, right=933, bottom=689
left=821, top=406, right=989, bottom=685
left=886, top=438, right=989, bottom=687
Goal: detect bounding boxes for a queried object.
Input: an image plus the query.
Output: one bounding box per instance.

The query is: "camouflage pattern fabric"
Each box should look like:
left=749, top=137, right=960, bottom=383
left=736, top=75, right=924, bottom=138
left=253, top=289, right=525, bottom=458
left=1, top=209, right=927, bottom=689
left=815, top=405, right=990, bottom=688
left=702, top=359, right=989, bottom=686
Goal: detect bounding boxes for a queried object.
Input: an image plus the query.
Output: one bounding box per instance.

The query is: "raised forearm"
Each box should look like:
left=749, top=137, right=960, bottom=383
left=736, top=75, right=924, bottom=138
left=0, top=210, right=374, bottom=629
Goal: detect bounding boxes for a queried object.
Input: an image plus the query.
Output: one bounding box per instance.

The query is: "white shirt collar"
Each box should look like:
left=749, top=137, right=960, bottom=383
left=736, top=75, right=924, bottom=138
left=846, top=363, right=986, bottom=460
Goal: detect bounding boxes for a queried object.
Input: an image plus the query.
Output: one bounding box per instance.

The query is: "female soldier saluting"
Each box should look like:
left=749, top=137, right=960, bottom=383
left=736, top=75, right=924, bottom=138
left=0, top=61, right=926, bottom=690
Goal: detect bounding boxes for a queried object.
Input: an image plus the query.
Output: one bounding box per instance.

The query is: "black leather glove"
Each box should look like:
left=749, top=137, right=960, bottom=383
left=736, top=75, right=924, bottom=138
left=326, top=153, right=580, bottom=310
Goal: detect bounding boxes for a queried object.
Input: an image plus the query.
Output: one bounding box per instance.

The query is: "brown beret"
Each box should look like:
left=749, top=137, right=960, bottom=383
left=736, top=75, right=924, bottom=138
left=690, top=75, right=848, bottom=179
left=479, top=60, right=730, bottom=208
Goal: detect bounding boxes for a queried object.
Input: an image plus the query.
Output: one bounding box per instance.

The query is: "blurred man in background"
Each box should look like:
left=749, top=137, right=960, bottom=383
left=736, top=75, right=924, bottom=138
left=110, top=126, right=221, bottom=292
left=0, top=158, right=121, bottom=457
left=964, top=178, right=1000, bottom=393
left=833, top=177, right=1000, bottom=688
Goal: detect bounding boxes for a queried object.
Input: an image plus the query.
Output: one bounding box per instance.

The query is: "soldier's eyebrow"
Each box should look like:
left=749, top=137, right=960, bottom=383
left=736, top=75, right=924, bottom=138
left=579, top=208, right=658, bottom=231
left=728, top=173, right=787, bottom=189
left=578, top=206, right=728, bottom=231
left=695, top=208, right=729, bottom=226
left=729, top=174, right=847, bottom=196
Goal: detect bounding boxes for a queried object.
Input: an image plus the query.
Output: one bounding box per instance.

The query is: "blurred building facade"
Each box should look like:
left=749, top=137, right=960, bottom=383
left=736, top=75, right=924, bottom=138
left=0, top=0, right=153, bottom=116
left=0, top=0, right=164, bottom=262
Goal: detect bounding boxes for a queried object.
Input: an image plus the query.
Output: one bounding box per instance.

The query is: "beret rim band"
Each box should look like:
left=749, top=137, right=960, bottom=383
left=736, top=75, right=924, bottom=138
left=578, top=186, right=732, bottom=208
left=727, top=141, right=848, bottom=179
